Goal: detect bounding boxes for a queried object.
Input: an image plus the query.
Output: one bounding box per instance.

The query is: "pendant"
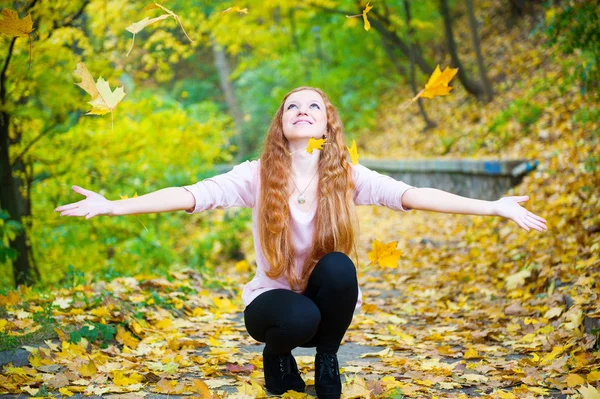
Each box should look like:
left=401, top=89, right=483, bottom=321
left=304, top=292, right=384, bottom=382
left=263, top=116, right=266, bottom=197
left=297, top=195, right=306, bottom=204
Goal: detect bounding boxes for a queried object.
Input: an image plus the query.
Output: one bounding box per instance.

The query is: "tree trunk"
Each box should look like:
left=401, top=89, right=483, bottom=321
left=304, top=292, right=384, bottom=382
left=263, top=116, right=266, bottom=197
left=439, top=0, right=485, bottom=97
left=0, top=111, right=33, bottom=287
left=403, top=0, right=437, bottom=131
left=211, top=37, right=247, bottom=160
left=466, top=0, right=494, bottom=102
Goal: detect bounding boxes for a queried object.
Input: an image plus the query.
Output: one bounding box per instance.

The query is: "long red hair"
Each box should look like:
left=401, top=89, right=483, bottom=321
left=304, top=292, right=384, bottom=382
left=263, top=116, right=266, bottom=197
left=258, top=86, right=360, bottom=293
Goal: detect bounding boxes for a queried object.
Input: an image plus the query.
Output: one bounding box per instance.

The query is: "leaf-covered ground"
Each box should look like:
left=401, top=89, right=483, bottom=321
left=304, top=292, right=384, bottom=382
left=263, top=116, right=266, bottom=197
left=1, top=1, right=599, bottom=398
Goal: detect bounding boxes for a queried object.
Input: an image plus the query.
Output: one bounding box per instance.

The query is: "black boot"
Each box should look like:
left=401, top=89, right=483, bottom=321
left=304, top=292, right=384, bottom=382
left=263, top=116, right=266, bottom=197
left=314, top=352, right=342, bottom=399
left=262, top=346, right=306, bottom=395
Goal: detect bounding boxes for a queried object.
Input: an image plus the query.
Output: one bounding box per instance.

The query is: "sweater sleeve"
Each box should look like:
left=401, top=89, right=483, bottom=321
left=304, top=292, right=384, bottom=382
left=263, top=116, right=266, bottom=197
left=182, top=160, right=258, bottom=214
left=351, top=163, right=416, bottom=212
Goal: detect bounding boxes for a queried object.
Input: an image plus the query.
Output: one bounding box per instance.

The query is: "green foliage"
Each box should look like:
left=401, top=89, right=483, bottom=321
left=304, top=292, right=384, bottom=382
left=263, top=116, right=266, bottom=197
left=69, top=323, right=116, bottom=349
left=488, top=99, right=542, bottom=136
left=539, top=0, right=600, bottom=100
left=0, top=210, right=22, bottom=266
left=192, top=208, right=252, bottom=269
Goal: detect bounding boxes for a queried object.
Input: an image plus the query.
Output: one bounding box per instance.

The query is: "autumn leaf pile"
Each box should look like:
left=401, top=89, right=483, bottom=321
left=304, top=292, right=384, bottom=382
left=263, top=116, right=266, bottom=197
left=1, top=1, right=599, bottom=399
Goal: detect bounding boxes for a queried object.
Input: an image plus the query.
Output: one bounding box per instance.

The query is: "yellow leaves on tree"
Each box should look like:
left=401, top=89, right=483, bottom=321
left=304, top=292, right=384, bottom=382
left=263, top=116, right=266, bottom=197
left=368, top=239, right=403, bottom=268
left=126, top=2, right=194, bottom=57
left=0, top=9, right=34, bottom=69
left=74, top=62, right=126, bottom=130
left=347, top=139, right=360, bottom=165
left=220, top=6, right=248, bottom=15
left=412, top=64, right=459, bottom=102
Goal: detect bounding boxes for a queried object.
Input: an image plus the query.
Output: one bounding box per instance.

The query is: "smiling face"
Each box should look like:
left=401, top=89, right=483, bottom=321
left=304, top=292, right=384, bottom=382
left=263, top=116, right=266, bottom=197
left=281, top=90, right=328, bottom=143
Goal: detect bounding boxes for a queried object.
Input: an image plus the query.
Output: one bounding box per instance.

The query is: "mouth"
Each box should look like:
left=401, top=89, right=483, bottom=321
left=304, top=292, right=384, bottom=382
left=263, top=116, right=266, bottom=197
left=293, top=120, right=313, bottom=125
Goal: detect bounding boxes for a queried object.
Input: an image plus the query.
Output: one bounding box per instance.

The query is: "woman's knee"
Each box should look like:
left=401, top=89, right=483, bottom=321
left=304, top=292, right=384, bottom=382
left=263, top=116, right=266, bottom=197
left=313, top=251, right=358, bottom=288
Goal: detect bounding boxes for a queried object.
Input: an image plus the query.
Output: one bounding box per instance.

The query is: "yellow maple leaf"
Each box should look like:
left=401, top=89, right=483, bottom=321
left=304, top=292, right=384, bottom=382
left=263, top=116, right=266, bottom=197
left=347, top=139, right=359, bottom=165
left=112, top=370, right=144, bottom=386
left=495, top=390, right=517, bottom=399
left=412, top=64, right=459, bottom=101
left=0, top=9, right=33, bottom=37
left=362, top=2, right=373, bottom=31
left=578, top=384, right=600, bottom=399
left=566, top=374, right=586, bottom=387
left=87, top=78, right=126, bottom=115
left=220, top=6, right=248, bottom=14
left=116, top=325, right=140, bottom=349
left=192, top=379, right=212, bottom=399
left=588, top=371, right=600, bottom=382
left=0, top=9, right=35, bottom=69
left=58, top=388, right=74, bottom=397
left=78, top=359, right=97, bottom=377
left=73, top=63, right=126, bottom=129
left=367, top=239, right=402, bottom=268
left=463, top=347, right=480, bottom=359
left=306, top=137, right=325, bottom=154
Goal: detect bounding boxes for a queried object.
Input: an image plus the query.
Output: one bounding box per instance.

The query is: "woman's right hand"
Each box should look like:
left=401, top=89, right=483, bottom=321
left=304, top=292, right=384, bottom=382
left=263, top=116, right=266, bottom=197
left=54, top=186, right=115, bottom=219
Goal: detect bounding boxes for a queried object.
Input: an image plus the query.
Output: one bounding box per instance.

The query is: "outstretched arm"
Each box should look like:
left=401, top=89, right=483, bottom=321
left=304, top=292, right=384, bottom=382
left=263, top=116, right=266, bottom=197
left=402, top=188, right=548, bottom=232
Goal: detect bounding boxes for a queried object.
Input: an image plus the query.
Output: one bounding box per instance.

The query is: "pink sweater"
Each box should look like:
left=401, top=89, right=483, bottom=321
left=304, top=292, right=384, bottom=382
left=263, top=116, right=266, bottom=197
left=183, top=159, right=415, bottom=312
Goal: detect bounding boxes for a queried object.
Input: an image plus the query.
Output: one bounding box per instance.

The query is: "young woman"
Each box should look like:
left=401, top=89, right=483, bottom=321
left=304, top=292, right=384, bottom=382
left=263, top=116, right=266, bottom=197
left=54, top=86, right=547, bottom=399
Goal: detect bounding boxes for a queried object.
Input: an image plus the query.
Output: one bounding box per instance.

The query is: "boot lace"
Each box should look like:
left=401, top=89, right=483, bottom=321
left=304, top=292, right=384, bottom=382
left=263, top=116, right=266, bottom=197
left=277, top=354, right=300, bottom=378
left=316, top=353, right=339, bottom=380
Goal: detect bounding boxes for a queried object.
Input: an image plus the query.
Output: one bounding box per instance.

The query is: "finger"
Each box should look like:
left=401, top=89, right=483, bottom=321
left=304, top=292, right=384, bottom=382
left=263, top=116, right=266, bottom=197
left=529, top=212, right=547, bottom=224
left=56, top=203, right=79, bottom=212
left=516, top=195, right=530, bottom=203
left=526, top=211, right=548, bottom=225
left=526, top=216, right=547, bottom=231
left=515, top=218, right=530, bottom=231
left=72, top=186, right=93, bottom=197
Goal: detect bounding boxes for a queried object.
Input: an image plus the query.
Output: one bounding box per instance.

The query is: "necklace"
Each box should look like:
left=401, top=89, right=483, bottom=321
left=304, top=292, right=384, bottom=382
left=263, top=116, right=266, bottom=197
left=291, top=170, right=318, bottom=204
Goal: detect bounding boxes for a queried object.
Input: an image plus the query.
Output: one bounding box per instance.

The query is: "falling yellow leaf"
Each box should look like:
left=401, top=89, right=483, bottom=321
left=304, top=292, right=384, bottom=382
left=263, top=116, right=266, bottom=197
left=126, top=2, right=193, bottom=56
left=220, top=6, right=248, bottom=14
left=347, top=139, right=359, bottom=165
left=362, top=2, right=373, bottom=31
left=306, top=137, right=325, bottom=154
left=87, top=79, right=126, bottom=115
left=74, top=62, right=126, bottom=129
left=367, top=239, right=402, bottom=268
left=412, top=64, right=459, bottom=101
left=345, top=2, right=373, bottom=31
left=0, top=9, right=33, bottom=37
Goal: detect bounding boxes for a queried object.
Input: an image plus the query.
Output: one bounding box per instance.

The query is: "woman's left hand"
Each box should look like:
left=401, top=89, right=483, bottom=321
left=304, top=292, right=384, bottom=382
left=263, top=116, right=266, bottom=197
left=493, top=195, right=548, bottom=232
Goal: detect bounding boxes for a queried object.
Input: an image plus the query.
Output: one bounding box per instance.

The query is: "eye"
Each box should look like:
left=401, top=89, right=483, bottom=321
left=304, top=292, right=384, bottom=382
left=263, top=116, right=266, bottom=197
left=310, top=103, right=320, bottom=109
left=287, top=104, right=297, bottom=110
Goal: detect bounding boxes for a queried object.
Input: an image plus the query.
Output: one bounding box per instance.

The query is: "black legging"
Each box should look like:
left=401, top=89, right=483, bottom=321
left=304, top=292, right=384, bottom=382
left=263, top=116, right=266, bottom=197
left=243, top=251, right=359, bottom=355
